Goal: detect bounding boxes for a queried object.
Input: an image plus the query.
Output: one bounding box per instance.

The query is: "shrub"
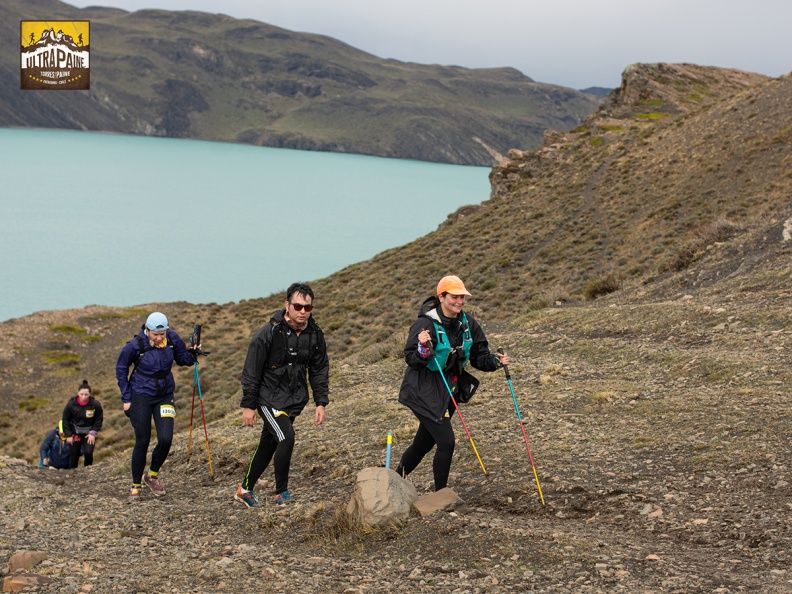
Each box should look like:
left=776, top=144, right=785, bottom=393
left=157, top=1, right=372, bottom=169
left=696, top=218, right=742, bottom=244
left=661, top=242, right=700, bottom=273
left=583, top=273, right=622, bottom=300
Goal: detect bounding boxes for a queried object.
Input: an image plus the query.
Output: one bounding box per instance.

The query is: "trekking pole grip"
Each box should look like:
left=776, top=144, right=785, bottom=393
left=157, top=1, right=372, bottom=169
left=496, top=348, right=511, bottom=379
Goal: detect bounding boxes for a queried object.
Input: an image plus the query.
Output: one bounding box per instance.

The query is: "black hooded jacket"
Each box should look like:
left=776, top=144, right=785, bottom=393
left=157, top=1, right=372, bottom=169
left=398, top=296, right=500, bottom=423
left=61, top=395, right=103, bottom=438
left=240, top=309, right=330, bottom=416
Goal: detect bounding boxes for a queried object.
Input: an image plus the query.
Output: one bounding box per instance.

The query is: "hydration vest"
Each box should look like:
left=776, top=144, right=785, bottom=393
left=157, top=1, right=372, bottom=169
left=128, top=330, right=175, bottom=395
left=266, top=318, right=317, bottom=369
left=426, top=309, right=472, bottom=372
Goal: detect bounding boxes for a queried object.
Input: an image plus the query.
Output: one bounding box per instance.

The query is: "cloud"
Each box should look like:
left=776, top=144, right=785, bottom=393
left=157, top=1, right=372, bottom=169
left=66, top=0, right=792, bottom=88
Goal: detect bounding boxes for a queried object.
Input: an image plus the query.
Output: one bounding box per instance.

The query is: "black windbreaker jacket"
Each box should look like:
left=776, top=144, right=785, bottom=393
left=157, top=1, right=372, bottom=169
left=240, top=309, right=330, bottom=416
left=398, top=297, right=500, bottom=423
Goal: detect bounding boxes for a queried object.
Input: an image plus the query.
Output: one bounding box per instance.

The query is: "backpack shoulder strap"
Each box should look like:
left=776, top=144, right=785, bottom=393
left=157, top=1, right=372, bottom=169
left=128, top=335, right=146, bottom=382
left=267, top=319, right=288, bottom=368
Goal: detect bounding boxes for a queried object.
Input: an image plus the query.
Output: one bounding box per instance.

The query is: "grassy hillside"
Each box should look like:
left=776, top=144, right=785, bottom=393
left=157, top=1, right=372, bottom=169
left=1, top=62, right=789, bottom=461
left=0, top=0, right=600, bottom=165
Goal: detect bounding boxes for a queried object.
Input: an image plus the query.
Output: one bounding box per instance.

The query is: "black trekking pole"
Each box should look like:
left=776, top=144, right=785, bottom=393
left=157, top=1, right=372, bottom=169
left=187, top=324, right=213, bottom=479
left=498, top=348, right=545, bottom=505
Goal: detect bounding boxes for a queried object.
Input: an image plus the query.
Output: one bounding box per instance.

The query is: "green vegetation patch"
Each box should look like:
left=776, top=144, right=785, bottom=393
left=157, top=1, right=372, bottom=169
left=775, top=125, right=792, bottom=138
left=634, top=112, right=666, bottom=120
left=81, top=335, right=104, bottom=343
left=638, top=99, right=667, bottom=106
left=19, top=397, right=50, bottom=412
left=84, top=307, right=148, bottom=320
left=40, top=351, right=82, bottom=365
left=49, top=324, right=86, bottom=335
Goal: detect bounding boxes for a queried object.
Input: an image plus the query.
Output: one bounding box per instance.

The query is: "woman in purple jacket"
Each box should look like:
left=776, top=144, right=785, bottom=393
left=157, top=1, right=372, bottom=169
left=116, top=312, right=196, bottom=502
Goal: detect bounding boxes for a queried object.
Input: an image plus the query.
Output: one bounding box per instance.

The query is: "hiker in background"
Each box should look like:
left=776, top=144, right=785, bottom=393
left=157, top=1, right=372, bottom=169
left=116, top=312, right=197, bottom=502
left=235, top=282, right=329, bottom=508
left=396, top=275, right=508, bottom=491
left=39, top=420, right=75, bottom=469
left=61, top=379, right=103, bottom=469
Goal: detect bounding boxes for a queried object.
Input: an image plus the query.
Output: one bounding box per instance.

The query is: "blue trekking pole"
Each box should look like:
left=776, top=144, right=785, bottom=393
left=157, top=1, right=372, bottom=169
left=187, top=324, right=214, bottom=479
left=385, top=431, right=393, bottom=469
left=498, top=348, right=544, bottom=504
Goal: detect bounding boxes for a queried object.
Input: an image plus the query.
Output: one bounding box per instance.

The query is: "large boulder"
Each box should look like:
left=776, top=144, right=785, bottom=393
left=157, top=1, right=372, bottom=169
left=346, top=467, right=418, bottom=527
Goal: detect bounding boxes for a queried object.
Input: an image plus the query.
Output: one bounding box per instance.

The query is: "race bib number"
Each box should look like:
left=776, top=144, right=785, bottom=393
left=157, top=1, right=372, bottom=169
left=160, top=404, right=176, bottom=418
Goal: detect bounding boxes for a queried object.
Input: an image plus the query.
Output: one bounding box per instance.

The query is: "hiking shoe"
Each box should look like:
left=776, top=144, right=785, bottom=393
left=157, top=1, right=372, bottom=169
left=143, top=473, right=165, bottom=497
left=273, top=490, right=292, bottom=505
left=234, top=485, right=260, bottom=508
left=129, top=486, right=141, bottom=502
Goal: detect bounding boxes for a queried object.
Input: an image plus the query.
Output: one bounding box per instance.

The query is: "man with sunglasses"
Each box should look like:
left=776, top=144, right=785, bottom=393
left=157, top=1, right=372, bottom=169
left=235, top=282, right=329, bottom=507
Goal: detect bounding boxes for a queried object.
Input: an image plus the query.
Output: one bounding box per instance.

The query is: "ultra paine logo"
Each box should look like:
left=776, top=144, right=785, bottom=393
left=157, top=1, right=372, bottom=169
left=21, top=21, right=90, bottom=90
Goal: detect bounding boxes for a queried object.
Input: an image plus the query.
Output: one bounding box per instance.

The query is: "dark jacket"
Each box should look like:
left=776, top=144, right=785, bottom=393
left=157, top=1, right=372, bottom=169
left=240, top=309, right=329, bottom=416
left=62, top=396, right=103, bottom=438
left=398, top=296, right=501, bottom=423
left=39, top=428, right=72, bottom=469
left=116, top=328, right=194, bottom=403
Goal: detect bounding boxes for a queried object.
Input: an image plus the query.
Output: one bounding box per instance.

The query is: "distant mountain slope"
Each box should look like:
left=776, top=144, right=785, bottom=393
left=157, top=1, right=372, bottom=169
left=0, top=0, right=600, bottom=165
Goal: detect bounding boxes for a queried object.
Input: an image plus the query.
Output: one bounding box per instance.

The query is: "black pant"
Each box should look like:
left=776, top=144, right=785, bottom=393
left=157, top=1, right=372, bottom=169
left=129, top=393, right=175, bottom=485
left=242, top=406, right=295, bottom=495
left=68, top=437, right=94, bottom=468
left=397, top=409, right=456, bottom=491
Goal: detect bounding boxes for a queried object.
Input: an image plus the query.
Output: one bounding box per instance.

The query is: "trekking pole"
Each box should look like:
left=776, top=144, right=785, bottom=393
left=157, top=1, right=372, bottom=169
left=385, top=431, right=393, bottom=469
left=434, top=356, right=487, bottom=475
left=498, top=348, right=545, bottom=505
left=186, top=325, right=214, bottom=478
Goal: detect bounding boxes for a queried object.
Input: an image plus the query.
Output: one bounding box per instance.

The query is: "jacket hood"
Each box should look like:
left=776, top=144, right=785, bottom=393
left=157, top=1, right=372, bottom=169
left=418, top=296, right=440, bottom=318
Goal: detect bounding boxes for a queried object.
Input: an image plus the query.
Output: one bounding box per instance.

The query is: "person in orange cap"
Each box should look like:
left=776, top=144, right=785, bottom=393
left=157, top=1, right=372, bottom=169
left=396, top=275, right=508, bottom=490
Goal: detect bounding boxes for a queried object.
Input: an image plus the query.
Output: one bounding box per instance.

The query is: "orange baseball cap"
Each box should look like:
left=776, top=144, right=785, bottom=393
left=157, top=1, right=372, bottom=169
left=436, top=275, right=472, bottom=296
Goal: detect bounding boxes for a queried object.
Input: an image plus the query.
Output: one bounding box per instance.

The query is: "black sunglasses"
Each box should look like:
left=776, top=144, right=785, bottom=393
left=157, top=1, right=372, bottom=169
left=289, top=302, right=314, bottom=312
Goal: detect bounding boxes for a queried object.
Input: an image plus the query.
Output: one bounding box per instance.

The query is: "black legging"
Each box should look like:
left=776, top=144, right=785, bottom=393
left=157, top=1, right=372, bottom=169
left=397, top=408, right=456, bottom=491
left=128, top=393, right=175, bottom=484
left=68, top=437, right=94, bottom=468
left=242, top=408, right=295, bottom=495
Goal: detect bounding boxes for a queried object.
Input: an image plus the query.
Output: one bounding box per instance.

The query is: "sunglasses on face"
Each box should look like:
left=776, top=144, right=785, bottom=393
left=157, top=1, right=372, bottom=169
left=289, top=302, right=314, bottom=312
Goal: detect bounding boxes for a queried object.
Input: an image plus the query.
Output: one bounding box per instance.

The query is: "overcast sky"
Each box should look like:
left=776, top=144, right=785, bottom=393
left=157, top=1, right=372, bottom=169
left=68, top=0, right=791, bottom=89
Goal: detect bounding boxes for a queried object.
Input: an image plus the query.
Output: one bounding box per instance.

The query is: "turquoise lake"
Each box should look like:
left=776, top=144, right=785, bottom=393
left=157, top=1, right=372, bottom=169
left=0, top=128, right=491, bottom=322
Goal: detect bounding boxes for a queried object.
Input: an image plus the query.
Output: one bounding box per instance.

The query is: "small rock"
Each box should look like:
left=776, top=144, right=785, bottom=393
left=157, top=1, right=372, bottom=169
left=9, top=551, right=46, bottom=572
